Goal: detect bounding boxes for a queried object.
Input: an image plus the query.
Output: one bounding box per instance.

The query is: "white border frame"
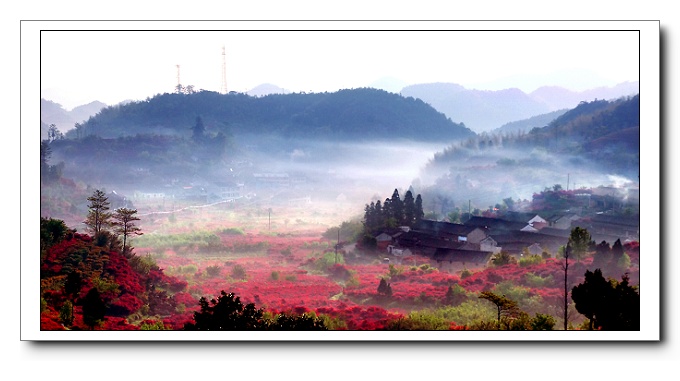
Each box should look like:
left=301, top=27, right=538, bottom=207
left=21, top=20, right=660, bottom=341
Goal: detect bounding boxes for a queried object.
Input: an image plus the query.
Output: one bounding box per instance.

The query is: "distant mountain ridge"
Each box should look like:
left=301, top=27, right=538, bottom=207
left=493, top=109, right=569, bottom=135
left=40, top=98, right=107, bottom=133
left=400, top=81, right=639, bottom=132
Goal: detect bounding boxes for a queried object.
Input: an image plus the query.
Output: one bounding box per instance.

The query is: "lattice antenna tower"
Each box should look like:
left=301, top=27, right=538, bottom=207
left=221, top=45, right=228, bottom=94
left=176, top=64, right=181, bottom=92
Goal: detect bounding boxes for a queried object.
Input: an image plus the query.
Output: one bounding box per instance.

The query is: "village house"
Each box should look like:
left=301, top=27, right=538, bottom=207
left=413, top=219, right=488, bottom=244
left=490, top=231, right=568, bottom=257
left=431, top=248, right=494, bottom=272
left=479, top=236, right=502, bottom=254
left=547, top=213, right=582, bottom=230
left=464, top=216, right=528, bottom=233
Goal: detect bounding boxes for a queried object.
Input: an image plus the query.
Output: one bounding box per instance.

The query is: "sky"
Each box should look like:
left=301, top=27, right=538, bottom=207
left=40, top=25, right=641, bottom=110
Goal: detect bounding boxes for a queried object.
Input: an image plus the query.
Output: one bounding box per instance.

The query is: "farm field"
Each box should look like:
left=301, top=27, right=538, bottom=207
left=120, top=197, right=640, bottom=331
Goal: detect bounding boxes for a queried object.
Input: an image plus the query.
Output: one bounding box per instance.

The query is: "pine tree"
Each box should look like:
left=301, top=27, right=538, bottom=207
left=390, top=189, right=403, bottom=224
left=84, top=189, right=112, bottom=234
left=568, top=227, right=592, bottom=262
left=403, top=190, right=416, bottom=226
left=415, top=194, right=425, bottom=223
left=112, top=207, right=143, bottom=256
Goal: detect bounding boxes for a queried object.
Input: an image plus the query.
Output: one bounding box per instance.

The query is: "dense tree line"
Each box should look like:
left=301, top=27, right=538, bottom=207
left=363, top=189, right=425, bottom=235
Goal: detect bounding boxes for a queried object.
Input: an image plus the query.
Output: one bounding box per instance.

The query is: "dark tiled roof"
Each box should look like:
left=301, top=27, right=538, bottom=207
left=491, top=231, right=567, bottom=245
left=432, top=248, right=493, bottom=264
left=414, top=219, right=482, bottom=236
left=464, top=216, right=527, bottom=233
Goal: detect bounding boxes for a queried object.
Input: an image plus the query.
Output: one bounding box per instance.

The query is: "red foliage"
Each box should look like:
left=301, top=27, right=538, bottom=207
left=40, top=307, right=65, bottom=331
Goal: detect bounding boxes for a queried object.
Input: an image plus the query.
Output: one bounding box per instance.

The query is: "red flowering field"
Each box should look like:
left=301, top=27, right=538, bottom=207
left=40, top=201, right=641, bottom=332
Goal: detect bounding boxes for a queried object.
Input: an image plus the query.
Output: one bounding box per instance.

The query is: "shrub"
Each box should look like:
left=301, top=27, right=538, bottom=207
left=519, top=254, right=543, bottom=267
left=271, top=271, right=280, bottom=281
left=523, top=272, right=554, bottom=288
left=181, top=264, right=198, bottom=274
left=385, top=311, right=450, bottom=330
left=231, top=264, right=247, bottom=279
left=388, top=264, right=405, bottom=279
left=220, top=227, right=245, bottom=235
left=530, top=313, right=556, bottom=331
left=128, top=254, right=158, bottom=275
left=280, top=247, right=293, bottom=257
left=140, top=320, right=169, bottom=330
left=206, top=265, right=221, bottom=278
left=460, top=268, right=473, bottom=279
left=491, top=251, right=517, bottom=267
left=416, top=264, right=438, bottom=273
left=285, top=274, right=297, bottom=282
left=59, top=301, right=74, bottom=326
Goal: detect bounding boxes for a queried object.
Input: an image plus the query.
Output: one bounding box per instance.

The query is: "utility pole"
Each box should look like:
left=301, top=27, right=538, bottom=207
left=335, top=227, right=340, bottom=264
left=563, top=243, right=570, bottom=331
left=567, top=173, right=570, bottom=191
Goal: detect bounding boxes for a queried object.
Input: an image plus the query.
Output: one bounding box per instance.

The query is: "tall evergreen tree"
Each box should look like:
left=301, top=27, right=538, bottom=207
left=383, top=198, right=393, bottom=227
left=112, top=207, right=143, bottom=256
left=571, top=269, right=640, bottom=330
left=374, top=200, right=383, bottom=225
left=390, top=189, right=403, bottom=224
left=611, top=239, right=624, bottom=261
left=415, top=194, right=425, bottom=223
left=403, top=190, right=416, bottom=226
left=568, top=227, right=592, bottom=262
left=84, top=189, right=112, bottom=235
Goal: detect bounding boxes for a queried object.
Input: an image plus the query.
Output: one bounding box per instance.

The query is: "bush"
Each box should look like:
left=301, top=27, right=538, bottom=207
left=523, top=272, right=554, bottom=288
left=181, top=264, right=198, bottom=274
left=220, top=227, right=245, bottom=235
left=415, top=264, right=438, bottom=273
left=519, top=254, right=543, bottom=267
left=385, top=311, right=450, bottom=330
left=206, top=265, right=221, bottom=277
left=460, top=268, right=473, bottom=279
left=284, top=274, right=297, bottom=282
left=491, top=251, right=517, bottom=267
left=231, top=264, right=247, bottom=279
left=271, top=271, right=280, bottom=281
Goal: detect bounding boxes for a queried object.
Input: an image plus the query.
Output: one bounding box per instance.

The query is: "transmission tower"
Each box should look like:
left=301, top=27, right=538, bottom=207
left=176, top=64, right=182, bottom=92
left=221, top=45, right=228, bottom=94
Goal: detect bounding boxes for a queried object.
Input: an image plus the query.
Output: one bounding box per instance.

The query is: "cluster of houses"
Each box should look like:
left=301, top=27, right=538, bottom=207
left=375, top=211, right=639, bottom=273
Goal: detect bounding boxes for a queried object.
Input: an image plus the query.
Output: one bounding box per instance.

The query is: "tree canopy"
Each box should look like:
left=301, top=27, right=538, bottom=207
left=84, top=189, right=112, bottom=235
left=571, top=269, right=640, bottom=330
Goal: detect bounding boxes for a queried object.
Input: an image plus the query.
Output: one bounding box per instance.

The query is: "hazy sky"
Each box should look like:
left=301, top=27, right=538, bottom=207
left=40, top=26, right=640, bottom=110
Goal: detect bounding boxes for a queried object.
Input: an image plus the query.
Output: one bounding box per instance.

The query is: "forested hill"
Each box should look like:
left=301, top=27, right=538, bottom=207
left=429, top=95, right=639, bottom=167
left=68, top=88, right=475, bottom=142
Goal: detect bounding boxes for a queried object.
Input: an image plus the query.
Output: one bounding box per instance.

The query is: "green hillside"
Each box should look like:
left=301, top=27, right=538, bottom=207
left=67, top=88, right=475, bottom=142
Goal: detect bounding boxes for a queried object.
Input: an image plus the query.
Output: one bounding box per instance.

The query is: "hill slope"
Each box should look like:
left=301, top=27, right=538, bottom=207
left=419, top=95, right=640, bottom=207
left=400, top=81, right=640, bottom=133
left=69, top=88, right=475, bottom=143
